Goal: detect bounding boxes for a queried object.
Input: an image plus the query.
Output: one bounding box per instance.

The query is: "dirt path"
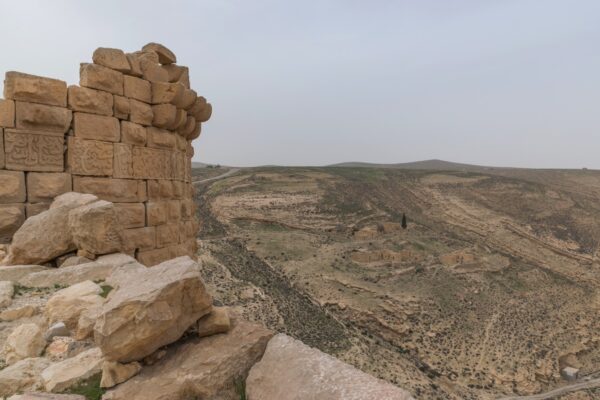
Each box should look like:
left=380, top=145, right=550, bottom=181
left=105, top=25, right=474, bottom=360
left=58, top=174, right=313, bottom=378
left=497, top=378, right=600, bottom=399
left=192, top=168, right=240, bottom=185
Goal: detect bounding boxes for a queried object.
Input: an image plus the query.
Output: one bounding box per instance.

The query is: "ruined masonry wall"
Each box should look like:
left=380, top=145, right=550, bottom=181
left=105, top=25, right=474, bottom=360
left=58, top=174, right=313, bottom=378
left=0, top=43, right=212, bottom=266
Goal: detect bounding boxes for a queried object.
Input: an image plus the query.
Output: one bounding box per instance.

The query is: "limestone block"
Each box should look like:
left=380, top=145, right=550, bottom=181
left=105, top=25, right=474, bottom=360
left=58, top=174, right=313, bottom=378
left=124, top=53, right=142, bottom=77
left=45, top=280, right=104, bottom=329
left=167, top=108, right=187, bottom=130
left=4, top=71, right=67, bottom=107
left=187, top=121, right=201, bottom=141
left=151, top=103, right=176, bottom=128
left=113, top=95, right=130, bottom=120
left=167, top=200, right=181, bottom=221
left=4, top=129, right=64, bottom=171
left=178, top=115, right=196, bottom=138
left=114, top=203, right=145, bottom=229
left=41, top=347, right=104, bottom=392
left=146, top=127, right=176, bottom=149
left=131, top=51, right=159, bottom=71
left=174, top=88, right=197, bottom=110
left=0, top=265, right=49, bottom=282
left=80, top=63, right=124, bottom=95
left=145, top=201, right=168, bottom=226
left=120, top=121, right=146, bottom=146
left=67, top=85, right=113, bottom=116
left=198, top=102, right=212, bottom=122
left=92, top=48, right=131, bottom=73
left=113, top=143, right=133, bottom=179
left=188, top=96, right=207, bottom=120
left=0, top=129, right=4, bottom=168
left=181, top=200, right=194, bottom=220
left=26, top=202, right=51, bottom=218
left=100, top=360, right=141, bottom=388
left=156, top=223, right=179, bottom=248
left=196, top=307, right=231, bottom=338
left=175, top=134, right=187, bottom=151
left=15, top=101, right=72, bottom=133
left=73, top=177, right=146, bottom=203
left=180, top=219, right=196, bottom=239
left=0, top=357, right=51, bottom=397
left=73, top=112, right=120, bottom=142
left=172, top=181, right=184, bottom=199
left=147, top=180, right=174, bottom=200
left=128, top=99, right=153, bottom=126
left=0, top=171, right=25, bottom=203
left=151, top=82, right=184, bottom=105
left=68, top=200, right=123, bottom=256
left=26, top=172, right=72, bottom=202
left=163, top=64, right=189, bottom=87
left=122, top=226, right=155, bottom=252
left=67, top=137, right=113, bottom=176
left=3, top=323, right=46, bottom=365
left=123, top=75, right=151, bottom=103
left=142, top=64, right=169, bottom=83
left=0, top=99, right=15, bottom=127
left=132, top=146, right=170, bottom=179
left=142, top=43, right=177, bottom=64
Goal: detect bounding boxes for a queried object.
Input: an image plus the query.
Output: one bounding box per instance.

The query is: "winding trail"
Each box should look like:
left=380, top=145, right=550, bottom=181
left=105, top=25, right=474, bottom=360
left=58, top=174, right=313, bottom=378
left=497, top=378, right=600, bottom=400
left=192, top=168, right=240, bottom=186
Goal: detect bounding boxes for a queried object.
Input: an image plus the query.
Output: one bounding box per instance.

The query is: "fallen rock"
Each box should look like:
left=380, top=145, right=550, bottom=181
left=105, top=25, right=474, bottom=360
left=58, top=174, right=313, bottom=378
left=41, top=347, right=103, bottom=392
left=94, top=256, right=212, bottom=362
left=4, top=323, right=46, bottom=365
left=0, top=357, right=50, bottom=397
left=19, top=253, right=141, bottom=288
left=0, top=265, right=49, bottom=282
left=59, top=256, right=92, bottom=268
left=0, top=280, right=14, bottom=308
left=100, top=360, right=141, bottom=388
left=44, top=322, right=70, bottom=342
left=103, top=320, right=273, bottom=400
left=196, top=306, right=230, bottom=338
left=68, top=200, right=123, bottom=257
left=246, top=334, right=415, bottom=400
left=141, top=43, right=176, bottom=64
left=74, top=304, right=102, bottom=340
left=0, top=305, right=39, bottom=321
left=3, top=193, right=98, bottom=265
left=45, top=281, right=104, bottom=330
left=8, top=393, right=86, bottom=400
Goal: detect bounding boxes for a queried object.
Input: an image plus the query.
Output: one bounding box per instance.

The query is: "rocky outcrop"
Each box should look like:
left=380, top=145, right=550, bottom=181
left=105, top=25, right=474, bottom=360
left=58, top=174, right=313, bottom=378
left=94, top=256, right=212, bottom=362
left=103, top=320, right=273, bottom=400
left=4, top=324, right=46, bottom=365
left=246, top=334, right=415, bottom=400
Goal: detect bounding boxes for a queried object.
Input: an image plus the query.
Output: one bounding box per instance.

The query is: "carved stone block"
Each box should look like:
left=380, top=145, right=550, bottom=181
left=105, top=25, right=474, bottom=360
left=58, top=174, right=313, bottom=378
left=67, top=85, right=114, bottom=116
left=67, top=136, right=113, bottom=176
left=132, top=146, right=171, bottom=179
left=114, top=143, right=133, bottom=178
left=4, top=129, right=64, bottom=171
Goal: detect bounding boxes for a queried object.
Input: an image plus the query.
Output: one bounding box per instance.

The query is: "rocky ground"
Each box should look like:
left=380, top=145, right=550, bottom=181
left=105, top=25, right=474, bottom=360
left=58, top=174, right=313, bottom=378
left=194, top=166, right=600, bottom=399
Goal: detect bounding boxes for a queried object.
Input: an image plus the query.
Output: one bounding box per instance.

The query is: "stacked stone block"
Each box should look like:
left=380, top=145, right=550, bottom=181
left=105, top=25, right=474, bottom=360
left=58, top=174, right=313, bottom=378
left=0, top=43, right=212, bottom=266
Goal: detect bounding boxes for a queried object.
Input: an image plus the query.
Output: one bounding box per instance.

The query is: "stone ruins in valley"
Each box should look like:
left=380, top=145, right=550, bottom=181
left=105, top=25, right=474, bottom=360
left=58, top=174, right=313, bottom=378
left=0, top=43, right=414, bottom=399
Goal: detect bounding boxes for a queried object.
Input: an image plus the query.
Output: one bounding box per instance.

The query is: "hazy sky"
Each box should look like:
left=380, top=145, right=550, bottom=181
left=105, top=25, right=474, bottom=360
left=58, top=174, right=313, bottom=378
left=1, top=1, right=599, bottom=168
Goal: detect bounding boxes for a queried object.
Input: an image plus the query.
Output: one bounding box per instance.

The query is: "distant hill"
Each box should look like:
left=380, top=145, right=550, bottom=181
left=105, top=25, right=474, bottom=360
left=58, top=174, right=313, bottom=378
left=328, top=159, right=497, bottom=171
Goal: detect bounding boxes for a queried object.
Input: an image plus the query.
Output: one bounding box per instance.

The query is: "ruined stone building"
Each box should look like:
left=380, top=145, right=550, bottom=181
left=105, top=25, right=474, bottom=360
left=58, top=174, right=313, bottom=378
left=0, top=43, right=212, bottom=266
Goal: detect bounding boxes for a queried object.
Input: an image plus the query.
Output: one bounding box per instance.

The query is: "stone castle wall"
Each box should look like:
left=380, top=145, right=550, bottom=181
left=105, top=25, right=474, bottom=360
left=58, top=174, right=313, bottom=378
left=0, top=43, right=212, bottom=266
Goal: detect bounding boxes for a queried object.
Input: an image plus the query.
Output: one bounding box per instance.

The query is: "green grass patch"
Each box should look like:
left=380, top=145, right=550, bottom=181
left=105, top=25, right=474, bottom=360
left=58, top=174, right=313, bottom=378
left=100, top=285, right=114, bottom=298
left=62, top=373, right=105, bottom=400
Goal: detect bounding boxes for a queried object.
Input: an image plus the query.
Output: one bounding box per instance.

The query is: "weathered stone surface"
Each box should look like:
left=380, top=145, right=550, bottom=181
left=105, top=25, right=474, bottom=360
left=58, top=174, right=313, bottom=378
left=124, top=53, right=143, bottom=77
left=147, top=180, right=175, bottom=200
left=68, top=200, right=123, bottom=256
left=41, top=347, right=103, bottom=392
left=0, top=304, right=39, bottom=321
left=0, top=170, right=26, bottom=203
left=67, top=137, right=113, bottom=176
left=128, top=99, right=153, bottom=126
left=92, top=48, right=131, bottom=73
left=198, top=102, right=212, bottom=122
left=67, top=85, right=113, bottom=116
left=146, top=127, right=176, bottom=149
left=73, top=177, right=146, bottom=203
left=113, top=203, right=145, bottom=228
left=25, top=202, right=51, bottom=218
left=0, top=99, right=15, bottom=127
left=188, top=96, right=207, bottom=119
left=4, top=72, right=67, bottom=107
left=151, top=103, right=176, bottom=128
left=132, top=146, right=171, bottom=179
left=196, top=306, right=231, bottom=338
left=174, top=88, right=196, bottom=110
left=45, top=281, right=104, bottom=329
left=163, top=64, right=188, bottom=84
left=94, top=257, right=212, bottom=362
left=122, top=226, right=155, bottom=252
left=0, top=129, right=4, bottom=168
left=112, top=143, right=133, bottom=179
left=151, top=82, right=184, bottom=105
left=50, top=192, right=99, bottom=209
left=178, top=115, right=196, bottom=137
left=44, top=322, right=70, bottom=342
left=0, top=265, right=48, bottom=282
left=0, top=280, right=14, bottom=308
left=73, top=112, right=120, bottom=142
left=155, top=223, right=179, bottom=248
left=19, top=253, right=140, bottom=288
left=15, top=102, right=72, bottom=133
left=187, top=121, right=201, bottom=141
left=167, top=108, right=187, bottom=130
left=142, top=43, right=177, bottom=65
left=123, top=75, right=151, bottom=103
left=103, top=320, right=273, bottom=400
left=4, top=323, right=46, bottom=365
left=120, top=121, right=146, bottom=146
left=112, top=95, right=130, bottom=119
left=145, top=201, right=168, bottom=226
left=74, top=305, right=102, bottom=340
left=3, top=129, right=64, bottom=172
left=0, top=357, right=50, bottom=397
left=8, top=393, right=86, bottom=400
left=142, top=64, right=169, bottom=83
left=26, top=172, right=72, bottom=203
left=80, top=63, right=123, bottom=95
left=246, top=334, right=415, bottom=400
left=100, top=361, right=141, bottom=388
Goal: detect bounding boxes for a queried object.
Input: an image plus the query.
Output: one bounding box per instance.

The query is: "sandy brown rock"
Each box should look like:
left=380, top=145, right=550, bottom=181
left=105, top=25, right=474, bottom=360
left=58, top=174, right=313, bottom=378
left=0, top=280, right=14, bottom=308
left=4, top=72, right=67, bottom=107
left=67, top=85, right=113, bottom=116
left=80, top=63, right=123, bottom=96
left=0, top=99, right=15, bottom=127
left=0, top=170, right=25, bottom=203
left=45, top=280, right=104, bottom=330
left=100, top=360, right=141, bottom=388
left=26, top=173, right=72, bottom=203
left=123, top=76, right=151, bottom=103
left=128, top=99, right=153, bottom=126
left=4, top=323, right=46, bottom=365
left=0, top=305, right=39, bottom=321
left=0, top=265, right=48, bottom=282
left=120, top=121, right=147, bottom=146
left=142, top=43, right=177, bottom=65
left=103, top=320, right=273, bottom=400
left=15, top=101, right=72, bottom=133
left=68, top=200, right=123, bottom=256
left=142, top=64, right=169, bottom=83
left=41, top=347, right=103, bottom=392
left=151, top=103, right=176, bottom=128
left=0, top=357, right=50, bottom=397
left=8, top=393, right=86, bottom=399
left=196, top=306, right=231, bottom=338
left=94, top=256, right=212, bottom=362
left=92, top=48, right=131, bottom=73
left=112, top=95, right=130, bottom=119
left=151, top=82, right=184, bottom=105
left=73, top=112, right=120, bottom=142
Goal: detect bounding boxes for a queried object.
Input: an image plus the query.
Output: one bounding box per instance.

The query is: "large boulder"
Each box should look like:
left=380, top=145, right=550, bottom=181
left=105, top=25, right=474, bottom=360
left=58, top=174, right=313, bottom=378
left=68, top=200, right=123, bottom=256
left=103, top=320, right=273, bottom=400
left=246, top=334, right=415, bottom=400
left=40, top=347, right=103, bottom=392
left=0, top=265, right=49, bottom=282
left=94, top=257, right=212, bottom=362
left=0, top=357, right=50, bottom=397
left=45, top=281, right=104, bottom=330
left=3, top=193, right=98, bottom=265
left=19, top=253, right=141, bottom=288
left=3, top=323, right=46, bottom=365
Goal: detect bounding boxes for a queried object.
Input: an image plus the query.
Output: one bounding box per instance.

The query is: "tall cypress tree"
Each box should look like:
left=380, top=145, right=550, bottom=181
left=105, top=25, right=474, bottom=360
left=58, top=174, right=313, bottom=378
left=401, top=213, right=407, bottom=229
